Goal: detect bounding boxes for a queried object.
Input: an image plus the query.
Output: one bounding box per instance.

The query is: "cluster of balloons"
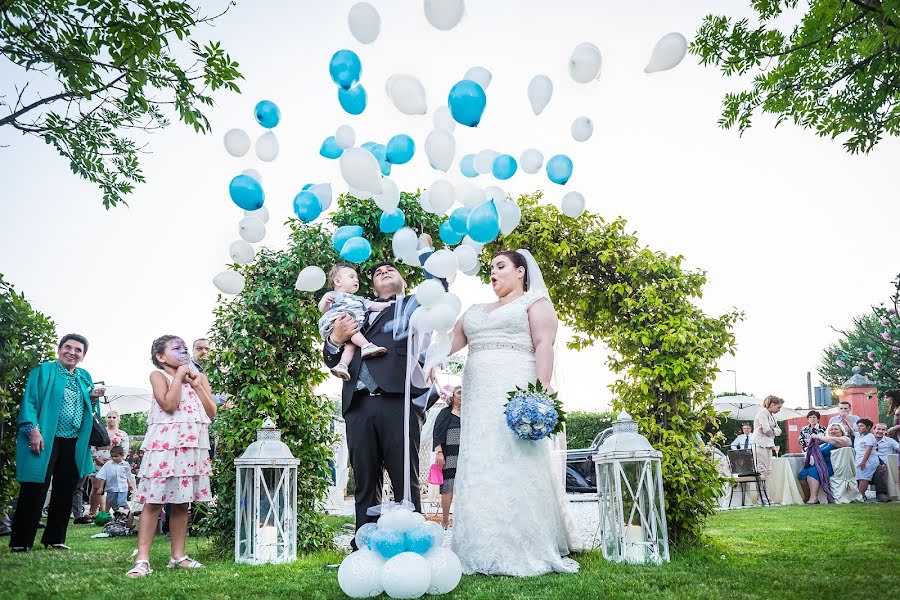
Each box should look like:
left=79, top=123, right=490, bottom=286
left=213, top=204, right=270, bottom=296
left=224, top=100, right=282, bottom=164
left=338, top=506, right=462, bottom=599
left=331, top=49, right=367, bottom=115
left=293, top=182, right=333, bottom=223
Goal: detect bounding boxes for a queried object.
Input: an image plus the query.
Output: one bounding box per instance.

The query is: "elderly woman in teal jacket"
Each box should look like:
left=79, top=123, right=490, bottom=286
left=9, top=334, right=105, bottom=552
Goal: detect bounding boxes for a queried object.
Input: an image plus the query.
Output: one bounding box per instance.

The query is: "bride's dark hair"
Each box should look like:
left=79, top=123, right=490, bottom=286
left=492, top=251, right=528, bottom=291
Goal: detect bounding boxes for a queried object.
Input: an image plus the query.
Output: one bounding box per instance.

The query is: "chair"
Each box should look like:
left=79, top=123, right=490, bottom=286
left=725, top=449, right=770, bottom=507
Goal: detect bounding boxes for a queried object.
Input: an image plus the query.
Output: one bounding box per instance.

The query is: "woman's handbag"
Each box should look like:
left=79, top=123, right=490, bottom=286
left=428, top=463, right=444, bottom=485
left=89, top=410, right=110, bottom=447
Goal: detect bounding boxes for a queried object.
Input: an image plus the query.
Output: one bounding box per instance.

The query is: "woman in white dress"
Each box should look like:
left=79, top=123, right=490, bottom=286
left=445, top=249, right=582, bottom=576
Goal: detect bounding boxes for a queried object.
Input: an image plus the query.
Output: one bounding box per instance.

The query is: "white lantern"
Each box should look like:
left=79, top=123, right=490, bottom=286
left=593, top=412, right=670, bottom=564
left=235, top=417, right=299, bottom=564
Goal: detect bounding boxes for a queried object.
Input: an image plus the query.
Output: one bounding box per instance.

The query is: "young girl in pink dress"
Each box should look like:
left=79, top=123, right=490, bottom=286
left=126, top=335, right=217, bottom=578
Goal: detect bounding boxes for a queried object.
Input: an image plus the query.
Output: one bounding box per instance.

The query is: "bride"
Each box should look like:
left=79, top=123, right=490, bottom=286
left=445, top=249, right=582, bottom=576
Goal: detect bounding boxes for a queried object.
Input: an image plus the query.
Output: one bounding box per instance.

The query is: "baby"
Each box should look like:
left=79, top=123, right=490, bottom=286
left=318, top=264, right=394, bottom=380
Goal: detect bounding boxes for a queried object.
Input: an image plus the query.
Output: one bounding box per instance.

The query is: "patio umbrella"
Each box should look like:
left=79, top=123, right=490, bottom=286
left=96, top=385, right=153, bottom=416
left=713, top=396, right=804, bottom=422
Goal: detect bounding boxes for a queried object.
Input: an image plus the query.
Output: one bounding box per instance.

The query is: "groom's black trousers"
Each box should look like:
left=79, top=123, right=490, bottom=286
left=345, top=391, right=424, bottom=543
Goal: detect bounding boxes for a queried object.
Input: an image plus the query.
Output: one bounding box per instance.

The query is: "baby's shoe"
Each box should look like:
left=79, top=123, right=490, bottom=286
left=361, top=344, right=387, bottom=359
left=331, top=363, right=351, bottom=381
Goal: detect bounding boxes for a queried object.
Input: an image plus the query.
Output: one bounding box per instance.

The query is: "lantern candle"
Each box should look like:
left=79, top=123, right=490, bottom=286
left=259, top=525, right=277, bottom=562
left=623, top=524, right=646, bottom=563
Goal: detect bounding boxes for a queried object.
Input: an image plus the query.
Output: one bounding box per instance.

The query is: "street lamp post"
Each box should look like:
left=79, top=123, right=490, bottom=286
left=726, top=369, right=737, bottom=394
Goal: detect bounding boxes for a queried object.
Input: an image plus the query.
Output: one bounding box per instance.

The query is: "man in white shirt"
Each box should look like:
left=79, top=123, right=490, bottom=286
left=872, top=422, right=899, bottom=502
left=854, top=419, right=878, bottom=496
left=730, top=423, right=753, bottom=450
left=828, top=401, right=860, bottom=438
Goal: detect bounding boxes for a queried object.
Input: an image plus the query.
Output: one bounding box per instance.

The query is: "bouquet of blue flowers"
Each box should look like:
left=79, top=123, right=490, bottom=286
left=504, top=380, right=566, bottom=441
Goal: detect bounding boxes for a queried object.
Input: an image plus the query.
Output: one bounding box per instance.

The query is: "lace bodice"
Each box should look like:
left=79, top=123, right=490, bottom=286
left=463, top=290, right=546, bottom=356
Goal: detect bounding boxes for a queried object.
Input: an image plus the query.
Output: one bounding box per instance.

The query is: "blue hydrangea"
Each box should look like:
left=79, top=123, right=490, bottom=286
left=505, top=392, right=559, bottom=441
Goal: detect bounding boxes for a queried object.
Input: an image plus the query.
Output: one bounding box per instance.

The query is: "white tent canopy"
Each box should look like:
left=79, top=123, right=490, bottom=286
left=96, top=385, right=153, bottom=416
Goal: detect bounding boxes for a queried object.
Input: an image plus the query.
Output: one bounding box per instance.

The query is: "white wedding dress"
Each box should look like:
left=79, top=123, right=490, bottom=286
left=451, top=290, right=583, bottom=576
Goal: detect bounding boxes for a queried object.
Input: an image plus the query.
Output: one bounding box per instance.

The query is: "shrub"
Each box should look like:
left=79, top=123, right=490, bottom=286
left=566, top=411, right=616, bottom=449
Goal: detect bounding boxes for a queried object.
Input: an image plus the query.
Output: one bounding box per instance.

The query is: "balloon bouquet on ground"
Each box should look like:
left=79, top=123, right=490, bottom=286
left=214, top=2, right=689, bottom=597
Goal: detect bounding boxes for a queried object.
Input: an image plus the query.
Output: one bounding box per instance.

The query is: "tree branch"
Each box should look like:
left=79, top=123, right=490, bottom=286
left=0, top=72, right=127, bottom=128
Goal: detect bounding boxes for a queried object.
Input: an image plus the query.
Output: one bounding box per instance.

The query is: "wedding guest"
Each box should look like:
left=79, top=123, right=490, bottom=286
left=752, top=395, right=784, bottom=498
left=729, top=423, right=753, bottom=450
left=9, top=334, right=105, bottom=552
left=854, top=418, right=878, bottom=496
left=884, top=389, right=900, bottom=442
left=93, top=446, right=134, bottom=511
left=828, top=401, right=860, bottom=439
left=797, top=423, right=851, bottom=503
left=872, top=422, right=899, bottom=502
left=191, top=338, right=210, bottom=372
left=88, top=411, right=130, bottom=518
left=433, top=386, right=462, bottom=529
left=799, top=410, right=827, bottom=452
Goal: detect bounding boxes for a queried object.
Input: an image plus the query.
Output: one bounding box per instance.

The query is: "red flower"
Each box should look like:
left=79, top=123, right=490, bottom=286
left=180, top=479, right=190, bottom=488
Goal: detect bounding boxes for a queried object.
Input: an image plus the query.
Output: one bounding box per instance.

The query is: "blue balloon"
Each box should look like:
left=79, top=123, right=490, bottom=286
left=302, top=183, right=314, bottom=191
left=319, top=136, right=343, bottom=159
left=369, top=527, right=405, bottom=559
left=355, top=523, right=378, bottom=551
left=379, top=209, right=405, bottom=233
left=492, top=154, right=517, bottom=180
left=333, top=225, right=364, bottom=252
left=329, top=49, right=361, bottom=90
left=254, top=100, right=280, bottom=128
left=403, top=524, right=434, bottom=555
left=338, top=84, right=367, bottom=115
left=293, top=191, right=322, bottom=222
left=340, top=237, right=372, bottom=264
left=386, top=134, right=415, bottom=165
left=439, top=220, right=464, bottom=245
left=361, top=141, right=378, bottom=152
left=546, top=154, right=573, bottom=185
left=229, top=174, right=264, bottom=210
left=368, top=143, right=386, bottom=162
left=467, top=200, right=500, bottom=243
left=448, top=80, right=487, bottom=127
left=379, top=161, right=392, bottom=176
left=449, top=206, right=471, bottom=235
left=460, top=154, right=478, bottom=178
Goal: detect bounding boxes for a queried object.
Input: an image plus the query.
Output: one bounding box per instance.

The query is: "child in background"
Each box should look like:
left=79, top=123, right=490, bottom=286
left=318, top=264, right=395, bottom=381
left=94, top=445, right=133, bottom=511
left=126, top=335, right=216, bottom=578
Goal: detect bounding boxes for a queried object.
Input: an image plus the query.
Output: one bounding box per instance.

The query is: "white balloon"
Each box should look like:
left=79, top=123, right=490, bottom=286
left=374, top=177, right=400, bottom=212
left=243, top=205, right=269, bottom=223
left=340, top=147, right=383, bottom=194
left=387, top=74, right=427, bottom=115
left=424, top=0, right=465, bottom=31
left=527, top=75, right=553, bottom=115
left=452, top=244, right=477, bottom=272
left=241, top=168, right=263, bottom=184
left=561, top=191, right=586, bottom=218
left=213, top=270, right=244, bottom=295
left=238, top=216, right=266, bottom=243
left=425, top=129, right=455, bottom=172
left=474, top=149, right=498, bottom=175
left=416, top=279, right=446, bottom=307
left=645, top=32, right=688, bottom=74
left=432, top=105, right=456, bottom=132
left=255, top=131, right=279, bottom=162
left=224, top=128, right=250, bottom=157
left=349, top=187, right=374, bottom=200
left=338, top=549, right=384, bottom=598
left=426, top=179, right=455, bottom=215
left=425, top=303, right=457, bottom=332
left=463, top=262, right=480, bottom=276
left=484, top=185, right=505, bottom=203
left=348, top=2, right=380, bottom=44
left=392, top=227, right=419, bottom=260
left=378, top=507, right=421, bottom=534
left=229, top=240, right=255, bottom=264
left=519, top=148, right=543, bottom=174
left=440, top=292, right=462, bottom=315
left=462, top=235, right=484, bottom=253
left=294, top=265, right=326, bottom=292
left=497, top=200, right=522, bottom=236
left=335, top=125, right=356, bottom=149
left=425, top=547, right=463, bottom=595
left=463, top=66, right=491, bottom=89
left=571, top=116, right=593, bottom=142
left=418, top=189, right=433, bottom=213
left=424, top=331, right=451, bottom=373
left=454, top=182, right=485, bottom=208
left=423, top=249, right=458, bottom=278
left=446, top=270, right=457, bottom=286
left=310, top=183, right=333, bottom=211
left=569, top=42, right=602, bottom=83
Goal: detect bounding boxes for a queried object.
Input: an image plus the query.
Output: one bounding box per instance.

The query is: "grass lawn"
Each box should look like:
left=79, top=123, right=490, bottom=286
left=1, top=505, right=897, bottom=599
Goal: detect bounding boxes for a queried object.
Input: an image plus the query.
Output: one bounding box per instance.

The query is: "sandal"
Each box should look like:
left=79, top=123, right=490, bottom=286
left=169, top=555, right=204, bottom=569
left=126, top=560, right=153, bottom=578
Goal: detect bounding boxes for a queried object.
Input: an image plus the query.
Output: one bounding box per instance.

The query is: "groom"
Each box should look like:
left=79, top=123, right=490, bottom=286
left=324, top=249, right=439, bottom=546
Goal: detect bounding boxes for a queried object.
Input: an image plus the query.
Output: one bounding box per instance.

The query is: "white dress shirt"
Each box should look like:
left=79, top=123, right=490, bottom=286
left=730, top=433, right=753, bottom=450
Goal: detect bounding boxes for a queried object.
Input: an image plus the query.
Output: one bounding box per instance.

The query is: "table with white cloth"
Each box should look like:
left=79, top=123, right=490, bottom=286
left=769, top=453, right=898, bottom=503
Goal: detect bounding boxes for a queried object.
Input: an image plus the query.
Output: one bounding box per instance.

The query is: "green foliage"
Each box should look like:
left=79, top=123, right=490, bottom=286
left=118, top=412, right=148, bottom=436
left=818, top=273, right=900, bottom=391
left=691, top=0, right=900, bottom=153
left=0, top=274, right=57, bottom=509
left=0, top=0, right=242, bottom=208
left=200, top=193, right=442, bottom=553
left=566, top=410, right=616, bottom=449
left=485, top=193, right=742, bottom=547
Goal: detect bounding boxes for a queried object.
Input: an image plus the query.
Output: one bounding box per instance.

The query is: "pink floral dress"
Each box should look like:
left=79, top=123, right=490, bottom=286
left=134, top=370, right=212, bottom=505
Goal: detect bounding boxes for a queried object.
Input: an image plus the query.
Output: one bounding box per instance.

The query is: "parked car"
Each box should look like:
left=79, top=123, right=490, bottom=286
left=565, top=427, right=613, bottom=493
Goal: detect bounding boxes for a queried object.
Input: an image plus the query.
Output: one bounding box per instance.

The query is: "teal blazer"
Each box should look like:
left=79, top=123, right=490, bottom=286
left=16, top=361, right=98, bottom=483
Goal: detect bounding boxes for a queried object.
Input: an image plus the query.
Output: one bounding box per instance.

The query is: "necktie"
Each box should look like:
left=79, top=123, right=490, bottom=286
left=744, top=436, right=749, bottom=449
left=376, top=294, right=397, bottom=302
